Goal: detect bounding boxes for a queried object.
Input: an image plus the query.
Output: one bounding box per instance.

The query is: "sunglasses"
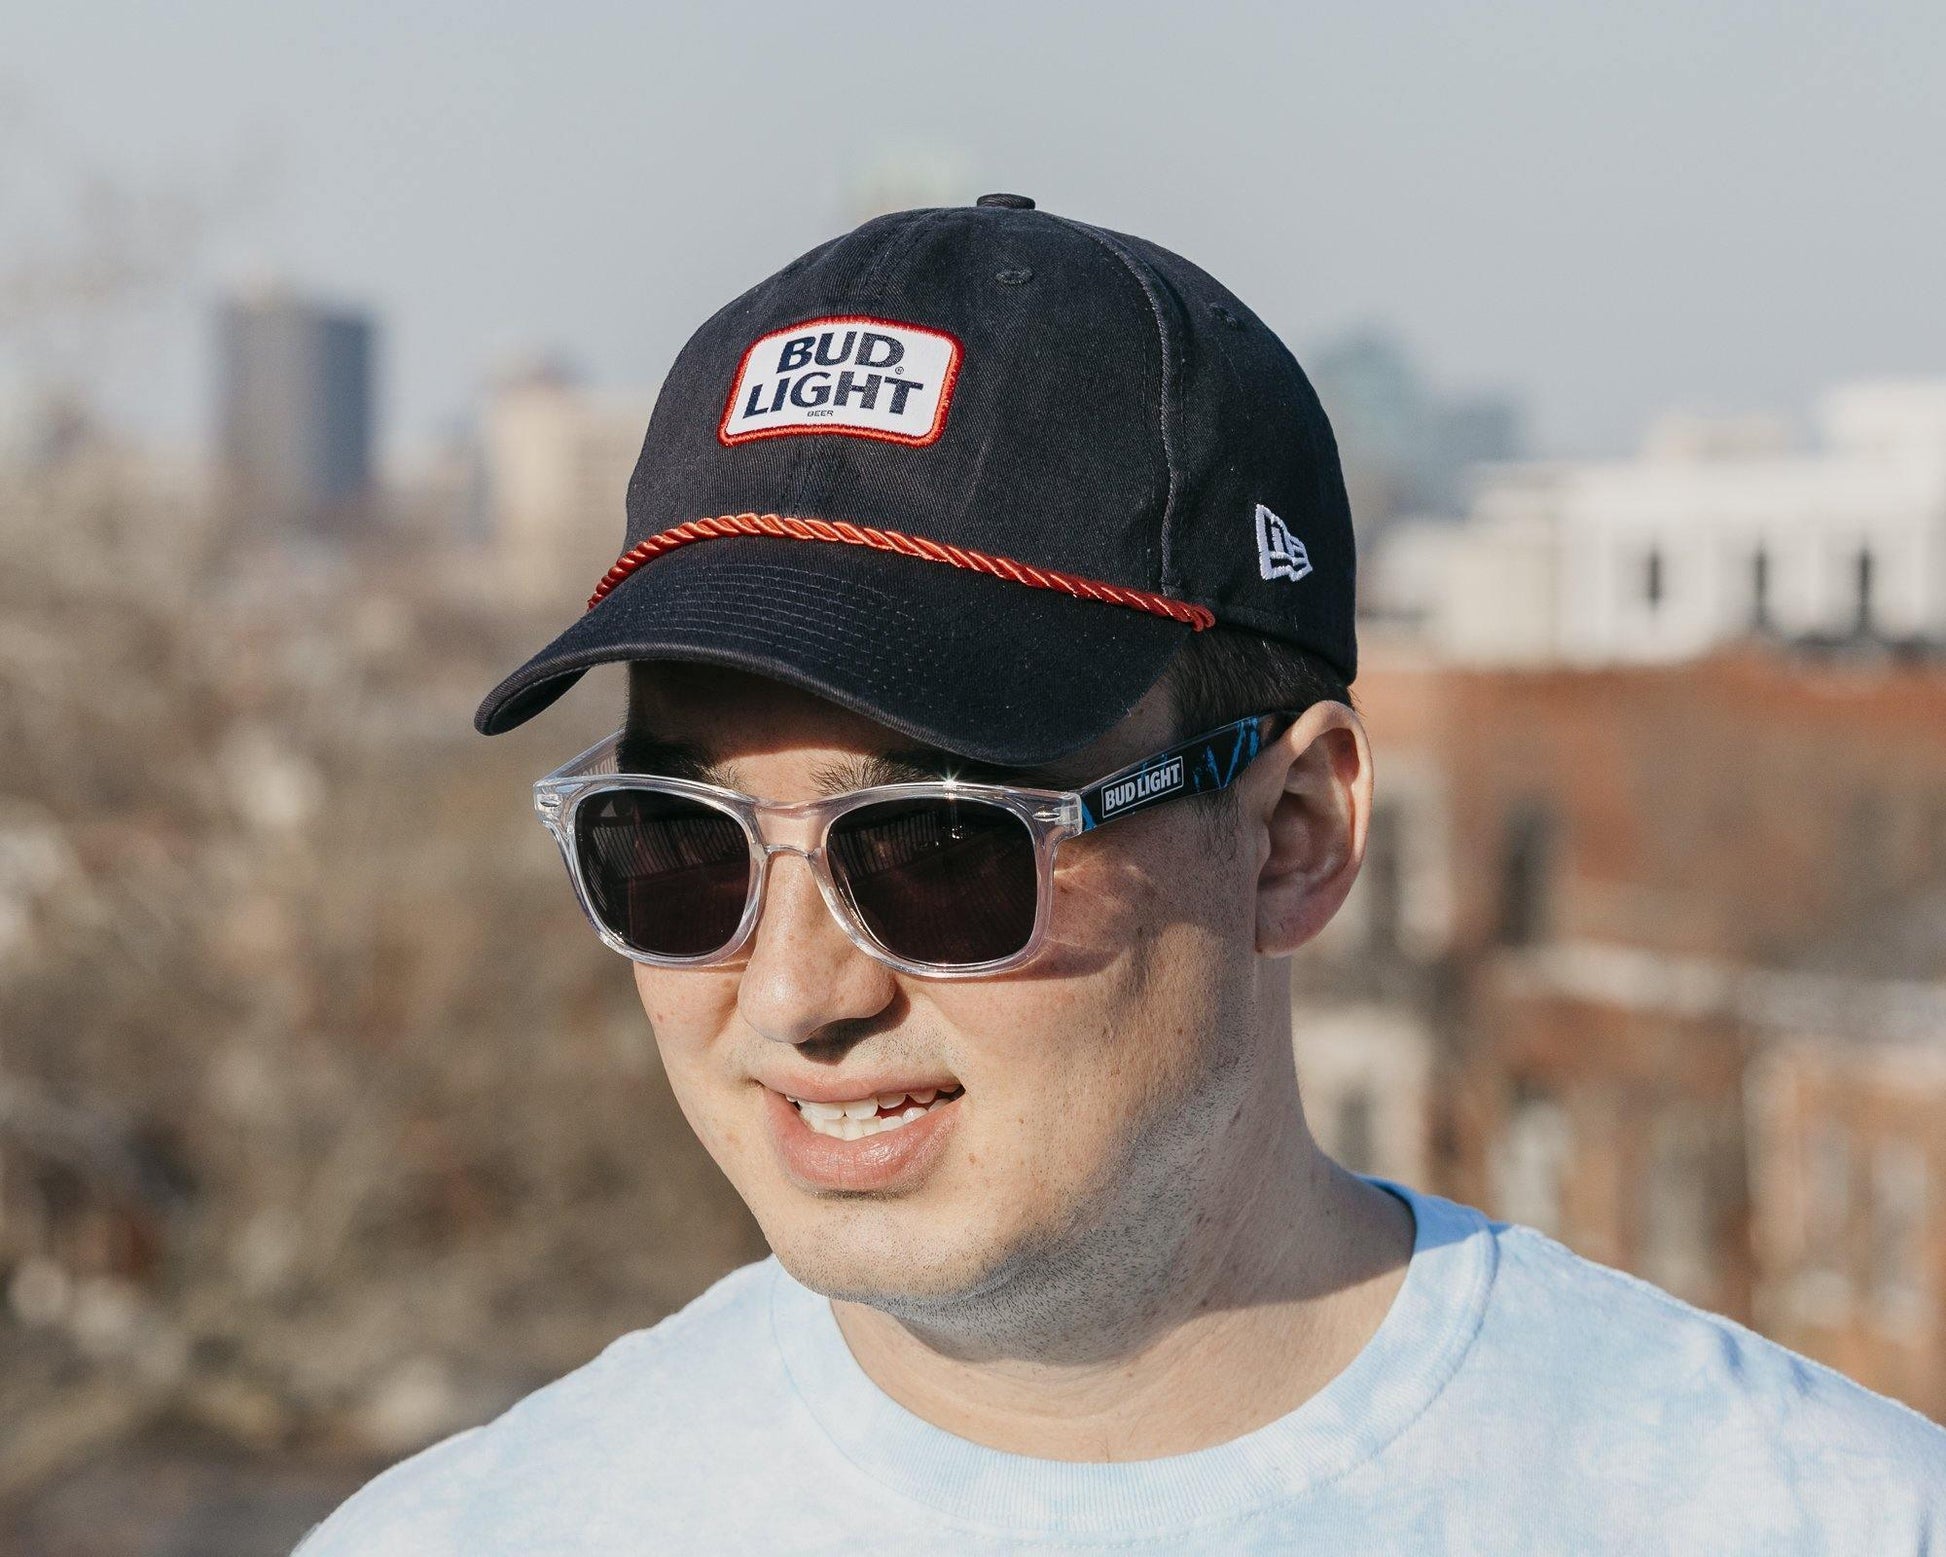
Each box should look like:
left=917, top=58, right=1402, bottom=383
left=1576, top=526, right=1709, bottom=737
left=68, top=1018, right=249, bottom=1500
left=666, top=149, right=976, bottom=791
left=533, top=710, right=1298, bottom=979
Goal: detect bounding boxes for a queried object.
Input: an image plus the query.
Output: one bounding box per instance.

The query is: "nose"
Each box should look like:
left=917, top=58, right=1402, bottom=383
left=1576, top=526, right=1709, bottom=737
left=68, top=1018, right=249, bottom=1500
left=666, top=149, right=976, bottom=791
left=735, top=849, right=898, bottom=1046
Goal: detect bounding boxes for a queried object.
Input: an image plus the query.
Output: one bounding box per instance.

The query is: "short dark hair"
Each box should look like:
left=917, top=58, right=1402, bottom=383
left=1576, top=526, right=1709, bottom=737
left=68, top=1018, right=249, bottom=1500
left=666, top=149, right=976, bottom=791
left=1160, top=628, right=1353, bottom=832
left=1162, top=627, right=1351, bottom=741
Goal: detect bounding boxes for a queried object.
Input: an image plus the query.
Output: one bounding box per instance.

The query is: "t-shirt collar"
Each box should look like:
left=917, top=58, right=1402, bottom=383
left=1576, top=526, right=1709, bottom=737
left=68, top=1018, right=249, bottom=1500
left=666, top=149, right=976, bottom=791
left=767, top=1176, right=1495, bottom=1540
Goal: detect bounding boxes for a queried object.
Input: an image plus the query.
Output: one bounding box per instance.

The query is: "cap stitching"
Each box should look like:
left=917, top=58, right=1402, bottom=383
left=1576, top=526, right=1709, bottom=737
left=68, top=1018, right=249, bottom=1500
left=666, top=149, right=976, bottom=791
left=848, top=209, right=947, bottom=303
left=587, top=513, right=1215, bottom=630
left=1049, top=219, right=1181, bottom=594
left=638, top=565, right=939, bottom=679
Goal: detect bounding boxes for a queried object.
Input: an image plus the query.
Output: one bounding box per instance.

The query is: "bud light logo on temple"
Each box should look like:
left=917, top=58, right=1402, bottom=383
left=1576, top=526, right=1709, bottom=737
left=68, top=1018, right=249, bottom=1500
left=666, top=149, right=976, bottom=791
left=720, top=317, right=962, bottom=446
left=1100, top=757, right=1185, bottom=817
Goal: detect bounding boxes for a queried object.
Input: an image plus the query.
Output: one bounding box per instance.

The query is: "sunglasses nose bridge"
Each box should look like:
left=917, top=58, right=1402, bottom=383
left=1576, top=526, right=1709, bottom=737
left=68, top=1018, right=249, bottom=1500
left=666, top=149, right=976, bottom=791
left=749, top=822, right=836, bottom=898
left=744, top=837, right=861, bottom=950
left=742, top=796, right=841, bottom=862
left=754, top=840, right=845, bottom=906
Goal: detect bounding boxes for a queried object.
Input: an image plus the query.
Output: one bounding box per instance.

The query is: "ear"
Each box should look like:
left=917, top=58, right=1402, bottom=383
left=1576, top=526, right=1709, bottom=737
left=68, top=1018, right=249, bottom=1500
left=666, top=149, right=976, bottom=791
left=1248, top=703, right=1374, bottom=957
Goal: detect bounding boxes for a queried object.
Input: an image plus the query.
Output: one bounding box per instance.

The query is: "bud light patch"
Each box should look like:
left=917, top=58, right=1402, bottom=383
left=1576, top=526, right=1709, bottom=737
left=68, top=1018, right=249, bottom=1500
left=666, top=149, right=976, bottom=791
left=719, top=317, right=962, bottom=447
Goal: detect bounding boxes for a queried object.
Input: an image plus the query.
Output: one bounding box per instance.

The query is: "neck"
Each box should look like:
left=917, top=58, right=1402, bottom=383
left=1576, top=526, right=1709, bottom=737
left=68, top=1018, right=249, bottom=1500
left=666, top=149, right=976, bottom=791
left=830, top=1018, right=1416, bottom=1461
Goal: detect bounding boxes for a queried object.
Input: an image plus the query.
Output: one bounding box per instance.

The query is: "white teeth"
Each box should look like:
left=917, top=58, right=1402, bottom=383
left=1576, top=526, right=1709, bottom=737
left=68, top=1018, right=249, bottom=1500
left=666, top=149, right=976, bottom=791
left=792, top=1089, right=959, bottom=1140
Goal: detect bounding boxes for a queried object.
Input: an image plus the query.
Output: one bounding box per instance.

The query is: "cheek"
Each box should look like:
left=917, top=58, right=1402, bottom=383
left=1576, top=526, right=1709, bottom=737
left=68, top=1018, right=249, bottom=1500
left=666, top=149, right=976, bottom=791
left=930, top=927, right=1231, bottom=1179
left=633, top=961, right=738, bottom=1037
left=632, top=965, right=742, bottom=1128
left=1050, top=821, right=1245, bottom=992
left=1029, top=842, right=1254, bottom=1115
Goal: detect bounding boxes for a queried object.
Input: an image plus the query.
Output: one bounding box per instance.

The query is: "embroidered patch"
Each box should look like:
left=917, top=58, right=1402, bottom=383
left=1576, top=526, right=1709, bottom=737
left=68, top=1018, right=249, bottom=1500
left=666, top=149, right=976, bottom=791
left=719, top=317, right=962, bottom=447
left=1254, top=503, right=1313, bottom=583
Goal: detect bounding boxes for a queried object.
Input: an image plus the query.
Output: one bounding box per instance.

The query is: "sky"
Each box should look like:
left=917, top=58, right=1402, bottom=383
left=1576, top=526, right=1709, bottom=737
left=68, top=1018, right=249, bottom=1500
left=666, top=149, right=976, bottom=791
left=6, top=0, right=1944, bottom=460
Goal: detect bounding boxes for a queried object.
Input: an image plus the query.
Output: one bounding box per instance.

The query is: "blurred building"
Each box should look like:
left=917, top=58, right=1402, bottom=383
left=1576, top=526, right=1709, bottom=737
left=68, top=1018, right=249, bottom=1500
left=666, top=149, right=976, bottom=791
left=1296, top=645, right=1946, bottom=1421
left=1372, top=379, right=1946, bottom=663
left=1306, top=327, right=1524, bottom=542
left=478, top=360, right=654, bottom=608
left=215, top=287, right=377, bottom=541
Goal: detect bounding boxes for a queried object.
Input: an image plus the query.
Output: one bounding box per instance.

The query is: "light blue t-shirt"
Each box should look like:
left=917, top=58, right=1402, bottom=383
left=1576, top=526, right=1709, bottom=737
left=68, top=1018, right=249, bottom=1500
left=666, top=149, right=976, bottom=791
left=297, top=1178, right=1945, bottom=1553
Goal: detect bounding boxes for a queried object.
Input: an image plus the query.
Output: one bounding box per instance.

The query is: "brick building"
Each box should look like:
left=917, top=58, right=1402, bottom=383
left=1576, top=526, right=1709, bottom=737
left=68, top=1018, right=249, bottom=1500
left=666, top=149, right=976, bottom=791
left=1294, top=642, right=1946, bottom=1419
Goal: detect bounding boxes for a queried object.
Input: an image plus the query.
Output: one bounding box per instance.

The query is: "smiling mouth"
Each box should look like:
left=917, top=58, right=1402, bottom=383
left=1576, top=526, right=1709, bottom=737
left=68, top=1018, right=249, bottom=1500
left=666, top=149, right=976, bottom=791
left=785, top=1087, right=965, bottom=1141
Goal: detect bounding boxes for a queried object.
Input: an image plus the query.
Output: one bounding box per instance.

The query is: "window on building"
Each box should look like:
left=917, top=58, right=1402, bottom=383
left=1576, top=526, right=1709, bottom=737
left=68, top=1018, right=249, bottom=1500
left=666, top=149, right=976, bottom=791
left=1844, top=792, right=1892, bottom=906
left=1855, top=548, right=1876, bottom=637
left=1870, top=1138, right=1929, bottom=1339
left=1492, top=1085, right=1573, bottom=1238
left=1641, top=1102, right=1721, bottom=1306
left=1797, top=1119, right=1852, bottom=1324
left=1750, top=547, right=1771, bottom=632
left=1496, top=802, right=1555, bottom=946
left=1642, top=548, right=1665, bottom=611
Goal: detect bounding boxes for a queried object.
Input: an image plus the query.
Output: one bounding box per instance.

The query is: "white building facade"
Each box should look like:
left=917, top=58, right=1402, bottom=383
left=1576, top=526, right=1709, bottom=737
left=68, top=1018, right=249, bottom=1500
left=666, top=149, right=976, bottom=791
left=480, top=367, right=657, bottom=608
left=1376, top=380, right=1946, bottom=665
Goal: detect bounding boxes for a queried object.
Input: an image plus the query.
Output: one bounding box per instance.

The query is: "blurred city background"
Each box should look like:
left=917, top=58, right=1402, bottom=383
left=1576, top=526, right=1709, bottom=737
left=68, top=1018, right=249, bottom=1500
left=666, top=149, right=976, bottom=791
left=3, top=3, right=1943, bottom=1551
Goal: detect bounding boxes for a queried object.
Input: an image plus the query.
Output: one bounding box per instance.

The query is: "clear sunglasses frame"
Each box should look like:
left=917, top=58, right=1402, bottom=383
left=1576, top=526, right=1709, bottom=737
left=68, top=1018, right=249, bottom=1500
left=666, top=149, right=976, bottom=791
left=532, top=710, right=1297, bottom=980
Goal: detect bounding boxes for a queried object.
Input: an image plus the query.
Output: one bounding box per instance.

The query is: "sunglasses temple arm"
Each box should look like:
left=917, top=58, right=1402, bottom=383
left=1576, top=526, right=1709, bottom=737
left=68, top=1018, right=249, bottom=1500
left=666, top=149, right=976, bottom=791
left=1074, top=713, right=1293, bottom=833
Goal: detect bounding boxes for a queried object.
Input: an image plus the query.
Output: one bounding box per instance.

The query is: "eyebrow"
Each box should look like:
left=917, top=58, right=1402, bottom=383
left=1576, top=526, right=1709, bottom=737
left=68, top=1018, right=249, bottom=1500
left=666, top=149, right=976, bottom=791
left=818, top=749, right=1063, bottom=791
left=616, top=728, right=1076, bottom=795
left=614, top=733, right=730, bottom=785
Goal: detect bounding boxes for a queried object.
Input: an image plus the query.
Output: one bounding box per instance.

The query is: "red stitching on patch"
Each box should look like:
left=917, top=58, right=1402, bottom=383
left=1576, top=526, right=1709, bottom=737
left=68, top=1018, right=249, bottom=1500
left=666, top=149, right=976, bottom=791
left=586, top=512, right=1217, bottom=630
left=717, top=316, right=964, bottom=448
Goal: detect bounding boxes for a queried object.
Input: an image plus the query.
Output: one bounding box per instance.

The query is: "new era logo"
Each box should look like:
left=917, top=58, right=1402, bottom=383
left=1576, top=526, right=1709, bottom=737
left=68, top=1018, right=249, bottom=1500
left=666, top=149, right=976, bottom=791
left=719, top=316, right=962, bottom=447
left=1255, top=504, right=1313, bottom=583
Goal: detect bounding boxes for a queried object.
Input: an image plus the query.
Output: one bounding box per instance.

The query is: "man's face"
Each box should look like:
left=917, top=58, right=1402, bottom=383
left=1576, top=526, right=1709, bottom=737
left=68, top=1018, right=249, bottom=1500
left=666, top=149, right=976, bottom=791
left=625, top=664, right=1272, bottom=1314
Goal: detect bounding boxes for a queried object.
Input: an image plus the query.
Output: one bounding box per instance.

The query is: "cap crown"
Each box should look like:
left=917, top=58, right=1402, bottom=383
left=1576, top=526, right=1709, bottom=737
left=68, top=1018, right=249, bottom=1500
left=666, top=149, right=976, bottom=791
left=622, top=203, right=1356, bottom=681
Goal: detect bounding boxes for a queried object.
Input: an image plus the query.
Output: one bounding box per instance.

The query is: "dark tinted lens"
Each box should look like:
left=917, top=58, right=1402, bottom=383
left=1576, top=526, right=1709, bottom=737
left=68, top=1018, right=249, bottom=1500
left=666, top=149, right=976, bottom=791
left=828, top=798, right=1038, bottom=966
left=574, top=790, right=751, bottom=958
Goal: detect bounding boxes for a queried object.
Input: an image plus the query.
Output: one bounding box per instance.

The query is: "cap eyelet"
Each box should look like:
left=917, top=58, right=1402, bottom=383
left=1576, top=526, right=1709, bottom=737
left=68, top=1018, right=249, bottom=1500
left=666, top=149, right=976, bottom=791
left=996, top=267, right=1034, bottom=286
left=1208, top=302, right=1243, bottom=330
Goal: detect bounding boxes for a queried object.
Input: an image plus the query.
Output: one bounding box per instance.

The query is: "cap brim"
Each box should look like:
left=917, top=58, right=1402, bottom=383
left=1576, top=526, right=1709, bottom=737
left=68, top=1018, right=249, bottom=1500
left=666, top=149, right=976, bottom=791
left=473, top=535, right=1191, bottom=767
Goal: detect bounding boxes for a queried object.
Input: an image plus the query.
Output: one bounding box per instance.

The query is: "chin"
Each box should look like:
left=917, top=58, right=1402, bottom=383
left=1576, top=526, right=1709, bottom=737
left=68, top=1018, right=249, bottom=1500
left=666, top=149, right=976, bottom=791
left=759, top=1195, right=1014, bottom=1311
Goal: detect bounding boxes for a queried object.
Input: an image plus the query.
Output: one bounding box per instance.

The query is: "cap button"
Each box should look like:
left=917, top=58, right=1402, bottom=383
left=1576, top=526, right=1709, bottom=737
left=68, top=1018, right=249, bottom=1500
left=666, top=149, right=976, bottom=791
left=975, top=192, right=1035, bottom=210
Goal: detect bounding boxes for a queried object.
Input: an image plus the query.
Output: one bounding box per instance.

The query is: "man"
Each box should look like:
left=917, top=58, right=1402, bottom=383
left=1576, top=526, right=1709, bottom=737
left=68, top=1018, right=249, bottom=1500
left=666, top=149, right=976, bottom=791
left=301, top=195, right=1944, bottom=1553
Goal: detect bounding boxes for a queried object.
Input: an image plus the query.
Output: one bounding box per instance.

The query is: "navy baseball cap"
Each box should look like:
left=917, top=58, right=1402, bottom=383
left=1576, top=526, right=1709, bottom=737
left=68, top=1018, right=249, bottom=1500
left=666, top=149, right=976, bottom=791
left=474, top=193, right=1356, bottom=766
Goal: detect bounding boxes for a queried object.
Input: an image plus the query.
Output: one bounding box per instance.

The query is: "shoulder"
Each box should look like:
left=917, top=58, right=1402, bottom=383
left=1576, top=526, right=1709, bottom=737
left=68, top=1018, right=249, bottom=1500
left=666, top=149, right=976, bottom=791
left=1486, top=1214, right=1939, bottom=1439
left=1452, top=1203, right=1946, bottom=1535
left=293, top=1258, right=785, bottom=1556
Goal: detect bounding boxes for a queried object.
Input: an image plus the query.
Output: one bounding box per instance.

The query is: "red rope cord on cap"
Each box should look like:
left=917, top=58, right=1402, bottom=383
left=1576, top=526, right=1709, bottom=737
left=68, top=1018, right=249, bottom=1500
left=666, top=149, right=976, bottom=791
left=586, top=512, right=1217, bottom=629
